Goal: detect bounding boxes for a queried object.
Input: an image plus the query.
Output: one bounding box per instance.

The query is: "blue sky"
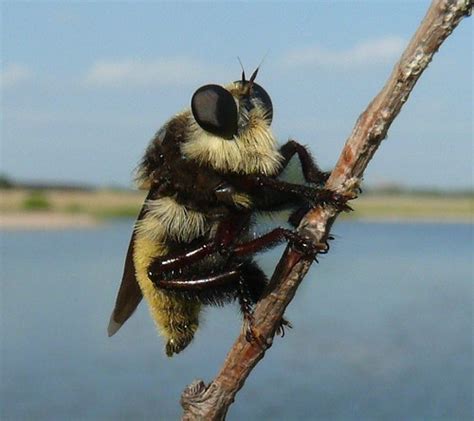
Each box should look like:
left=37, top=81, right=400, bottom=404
left=1, top=1, right=472, bottom=189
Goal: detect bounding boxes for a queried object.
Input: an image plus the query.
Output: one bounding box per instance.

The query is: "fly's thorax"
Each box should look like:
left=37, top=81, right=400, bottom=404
left=135, top=112, right=191, bottom=190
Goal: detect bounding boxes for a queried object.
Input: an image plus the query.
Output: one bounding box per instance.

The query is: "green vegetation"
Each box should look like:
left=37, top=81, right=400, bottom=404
left=64, top=203, right=85, bottom=214
left=345, top=194, right=473, bottom=221
left=92, top=206, right=141, bottom=219
left=22, top=191, right=52, bottom=211
left=1, top=187, right=472, bottom=224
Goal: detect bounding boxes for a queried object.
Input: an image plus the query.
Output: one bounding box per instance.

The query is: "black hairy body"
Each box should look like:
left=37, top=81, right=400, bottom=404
left=108, top=69, right=344, bottom=356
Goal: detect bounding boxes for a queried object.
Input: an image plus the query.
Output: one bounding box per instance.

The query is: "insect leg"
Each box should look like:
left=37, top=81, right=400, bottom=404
left=153, top=268, right=242, bottom=290
left=237, top=275, right=256, bottom=341
left=255, top=176, right=353, bottom=212
left=237, top=261, right=292, bottom=341
left=148, top=213, right=250, bottom=278
left=278, top=140, right=331, bottom=184
left=149, top=242, right=216, bottom=278
left=232, top=227, right=327, bottom=258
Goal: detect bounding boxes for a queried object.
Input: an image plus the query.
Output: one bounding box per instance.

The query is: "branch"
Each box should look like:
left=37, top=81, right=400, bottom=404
left=181, top=1, right=472, bottom=419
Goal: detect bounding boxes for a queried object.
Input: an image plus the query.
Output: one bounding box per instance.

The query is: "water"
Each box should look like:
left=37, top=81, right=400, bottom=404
left=1, top=221, right=472, bottom=420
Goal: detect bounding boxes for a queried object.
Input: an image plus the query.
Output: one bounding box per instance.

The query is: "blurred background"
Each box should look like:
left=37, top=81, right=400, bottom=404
left=1, top=1, right=472, bottom=420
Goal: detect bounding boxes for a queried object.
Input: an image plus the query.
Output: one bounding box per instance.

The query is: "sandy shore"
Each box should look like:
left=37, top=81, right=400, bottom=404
left=1, top=211, right=471, bottom=231
left=0, top=212, right=99, bottom=230
left=1, top=189, right=472, bottom=230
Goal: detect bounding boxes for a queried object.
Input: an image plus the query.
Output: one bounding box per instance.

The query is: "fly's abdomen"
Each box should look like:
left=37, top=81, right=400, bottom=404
left=133, top=195, right=212, bottom=356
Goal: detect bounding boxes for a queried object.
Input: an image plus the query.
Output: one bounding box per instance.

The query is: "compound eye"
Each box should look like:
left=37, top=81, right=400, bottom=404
left=191, top=85, right=238, bottom=140
left=250, top=83, right=273, bottom=124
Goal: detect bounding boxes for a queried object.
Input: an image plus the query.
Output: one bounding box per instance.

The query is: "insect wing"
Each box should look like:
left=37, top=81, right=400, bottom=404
left=107, top=194, right=151, bottom=336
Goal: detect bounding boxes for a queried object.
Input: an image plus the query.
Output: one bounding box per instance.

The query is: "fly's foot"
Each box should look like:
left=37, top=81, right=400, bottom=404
left=242, top=313, right=256, bottom=342
left=242, top=316, right=269, bottom=350
left=290, top=233, right=327, bottom=258
left=276, top=317, right=293, bottom=337
left=318, top=235, right=335, bottom=255
left=316, top=189, right=354, bottom=212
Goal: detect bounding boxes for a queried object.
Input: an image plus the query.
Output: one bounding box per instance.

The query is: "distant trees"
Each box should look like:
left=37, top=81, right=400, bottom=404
left=0, top=173, right=14, bottom=189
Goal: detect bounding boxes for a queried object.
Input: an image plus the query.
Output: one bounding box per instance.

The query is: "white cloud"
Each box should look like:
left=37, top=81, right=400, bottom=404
left=84, top=57, right=214, bottom=88
left=1, top=63, right=33, bottom=88
left=282, top=36, right=406, bottom=68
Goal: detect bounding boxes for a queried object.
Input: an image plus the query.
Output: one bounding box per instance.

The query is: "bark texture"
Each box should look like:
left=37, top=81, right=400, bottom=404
left=181, top=1, right=472, bottom=419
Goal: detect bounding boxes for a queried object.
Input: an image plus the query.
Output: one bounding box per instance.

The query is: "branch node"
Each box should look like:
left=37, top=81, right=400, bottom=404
left=181, top=379, right=208, bottom=409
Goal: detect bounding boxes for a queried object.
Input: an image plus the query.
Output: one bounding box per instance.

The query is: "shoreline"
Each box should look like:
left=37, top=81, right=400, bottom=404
left=342, top=215, right=473, bottom=225
left=1, top=188, right=472, bottom=230
left=0, top=211, right=471, bottom=231
left=0, top=212, right=99, bottom=231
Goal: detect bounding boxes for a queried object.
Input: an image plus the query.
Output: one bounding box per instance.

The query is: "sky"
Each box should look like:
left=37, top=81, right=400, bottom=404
left=1, top=1, right=472, bottom=190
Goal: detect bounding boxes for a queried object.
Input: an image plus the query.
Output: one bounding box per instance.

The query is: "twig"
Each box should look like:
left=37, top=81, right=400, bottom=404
left=180, top=1, right=472, bottom=419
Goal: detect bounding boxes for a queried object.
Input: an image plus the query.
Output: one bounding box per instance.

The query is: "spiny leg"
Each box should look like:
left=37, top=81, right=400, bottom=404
left=150, top=268, right=241, bottom=290
left=233, top=227, right=327, bottom=258
left=237, top=275, right=256, bottom=342
left=149, top=224, right=328, bottom=283
left=152, top=264, right=258, bottom=341
left=254, top=176, right=353, bottom=212
left=239, top=282, right=293, bottom=342
left=148, top=213, right=250, bottom=278
left=237, top=261, right=292, bottom=343
left=278, top=140, right=330, bottom=184
left=154, top=261, right=291, bottom=344
left=147, top=178, right=347, bottom=279
left=276, top=318, right=293, bottom=337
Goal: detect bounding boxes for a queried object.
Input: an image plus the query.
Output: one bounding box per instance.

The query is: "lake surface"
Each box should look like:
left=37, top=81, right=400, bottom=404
left=1, top=221, right=472, bottom=420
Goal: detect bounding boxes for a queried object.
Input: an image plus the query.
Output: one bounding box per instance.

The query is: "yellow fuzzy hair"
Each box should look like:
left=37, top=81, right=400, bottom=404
left=231, top=192, right=253, bottom=208
left=181, top=105, right=283, bottom=176
left=135, top=196, right=209, bottom=243
left=133, top=232, right=201, bottom=354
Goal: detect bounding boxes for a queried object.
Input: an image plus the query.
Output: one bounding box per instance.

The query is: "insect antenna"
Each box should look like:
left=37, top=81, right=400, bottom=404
left=247, top=52, right=268, bottom=91
left=248, top=66, right=259, bottom=86
left=237, top=56, right=246, bottom=82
